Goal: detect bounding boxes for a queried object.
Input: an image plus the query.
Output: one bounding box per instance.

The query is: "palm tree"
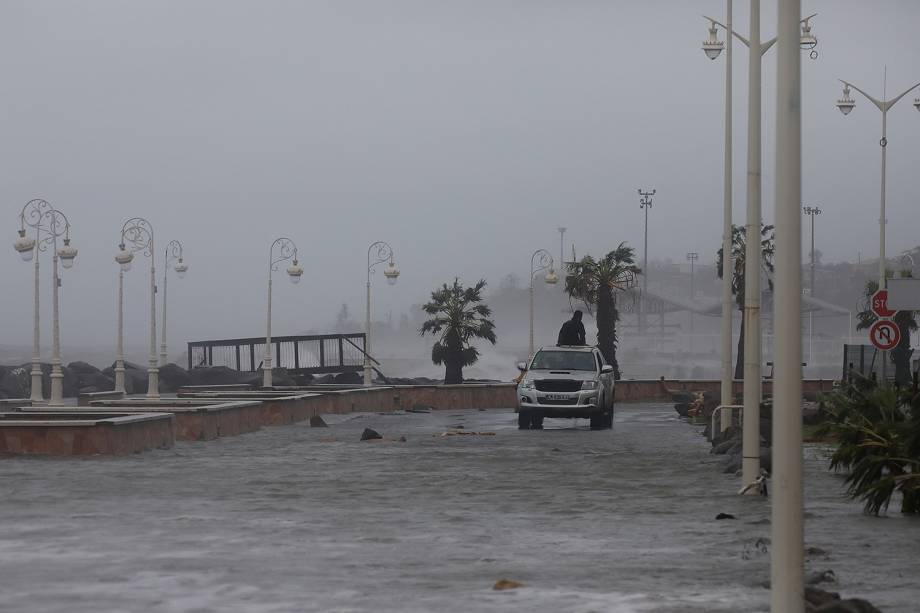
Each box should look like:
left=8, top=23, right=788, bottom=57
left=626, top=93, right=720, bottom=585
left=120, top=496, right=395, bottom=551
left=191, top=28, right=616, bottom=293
left=716, top=224, right=775, bottom=380
left=856, top=271, right=918, bottom=386
left=564, top=243, right=640, bottom=379
left=419, top=279, right=497, bottom=384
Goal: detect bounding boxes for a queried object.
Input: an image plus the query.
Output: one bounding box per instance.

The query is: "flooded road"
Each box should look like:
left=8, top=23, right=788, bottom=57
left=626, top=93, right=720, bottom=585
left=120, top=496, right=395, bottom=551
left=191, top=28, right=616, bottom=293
left=1, top=403, right=917, bottom=612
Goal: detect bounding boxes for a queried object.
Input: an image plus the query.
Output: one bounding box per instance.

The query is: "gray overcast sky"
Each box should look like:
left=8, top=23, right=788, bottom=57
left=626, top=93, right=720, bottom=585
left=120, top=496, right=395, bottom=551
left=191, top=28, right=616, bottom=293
left=2, top=0, right=919, bottom=351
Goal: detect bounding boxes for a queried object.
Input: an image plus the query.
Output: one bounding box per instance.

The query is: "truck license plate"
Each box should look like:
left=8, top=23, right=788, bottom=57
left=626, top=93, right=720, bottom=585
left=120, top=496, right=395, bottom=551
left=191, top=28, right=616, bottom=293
left=546, top=394, right=571, bottom=401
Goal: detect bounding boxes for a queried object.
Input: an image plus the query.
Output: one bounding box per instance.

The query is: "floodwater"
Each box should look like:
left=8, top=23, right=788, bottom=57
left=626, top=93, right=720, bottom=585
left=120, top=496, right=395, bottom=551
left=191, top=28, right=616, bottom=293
left=1, top=404, right=917, bottom=613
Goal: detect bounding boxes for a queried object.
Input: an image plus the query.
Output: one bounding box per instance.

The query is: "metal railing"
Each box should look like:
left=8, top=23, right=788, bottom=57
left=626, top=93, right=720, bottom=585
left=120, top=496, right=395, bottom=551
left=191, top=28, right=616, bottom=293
left=187, top=333, right=367, bottom=374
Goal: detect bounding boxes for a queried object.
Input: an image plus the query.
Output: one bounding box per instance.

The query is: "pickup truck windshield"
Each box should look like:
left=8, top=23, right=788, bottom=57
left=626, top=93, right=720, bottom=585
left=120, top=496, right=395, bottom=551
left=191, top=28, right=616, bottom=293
left=530, top=351, right=596, bottom=372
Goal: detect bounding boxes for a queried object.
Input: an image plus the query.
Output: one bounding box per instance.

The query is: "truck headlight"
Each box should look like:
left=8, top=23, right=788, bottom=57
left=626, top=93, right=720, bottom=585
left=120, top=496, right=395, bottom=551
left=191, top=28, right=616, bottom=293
left=520, top=379, right=534, bottom=390
left=581, top=380, right=598, bottom=390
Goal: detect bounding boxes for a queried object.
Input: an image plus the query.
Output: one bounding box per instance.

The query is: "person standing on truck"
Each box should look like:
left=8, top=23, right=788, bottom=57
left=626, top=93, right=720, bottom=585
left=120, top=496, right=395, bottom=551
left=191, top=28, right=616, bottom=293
left=557, top=310, right=587, bottom=346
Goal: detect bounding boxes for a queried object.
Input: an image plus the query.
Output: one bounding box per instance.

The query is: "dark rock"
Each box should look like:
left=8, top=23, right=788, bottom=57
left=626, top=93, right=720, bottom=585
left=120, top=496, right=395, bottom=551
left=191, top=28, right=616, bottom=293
left=760, top=417, right=773, bottom=446
left=188, top=366, right=250, bottom=387
left=158, top=363, right=191, bottom=393
left=14, top=362, right=79, bottom=398
left=806, top=546, right=830, bottom=558
left=76, top=371, right=115, bottom=392
left=313, top=374, right=336, bottom=384
left=760, top=447, right=772, bottom=473
left=723, top=452, right=742, bottom=474
left=715, top=513, right=736, bottom=520
left=334, top=371, right=362, bottom=385
left=806, top=570, right=837, bottom=586
left=67, top=361, right=102, bottom=375
left=813, top=599, right=881, bottom=613
left=360, top=428, right=382, bottom=441
left=309, top=415, right=328, bottom=427
left=712, top=439, right=737, bottom=455
left=0, top=365, right=28, bottom=399
left=712, top=424, right=742, bottom=446
left=805, top=586, right=840, bottom=608
left=674, top=402, right=691, bottom=417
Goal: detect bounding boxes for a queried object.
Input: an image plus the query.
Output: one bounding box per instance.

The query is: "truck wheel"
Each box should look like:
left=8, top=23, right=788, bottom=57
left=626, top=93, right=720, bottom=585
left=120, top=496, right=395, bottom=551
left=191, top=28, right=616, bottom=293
left=518, top=411, right=531, bottom=429
left=604, top=409, right=614, bottom=429
left=590, top=414, right=605, bottom=430
left=531, top=415, right=544, bottom=430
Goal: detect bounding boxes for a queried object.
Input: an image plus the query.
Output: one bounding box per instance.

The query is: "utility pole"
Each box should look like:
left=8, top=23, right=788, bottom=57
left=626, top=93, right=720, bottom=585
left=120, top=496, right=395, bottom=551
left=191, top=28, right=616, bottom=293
left=638, top=189, right=656, bottom=336
left=557, top=227, right=567, bottom=275
left=803, top=206, right=822, bottom=366
left=687, top=252, right=699, bottom=354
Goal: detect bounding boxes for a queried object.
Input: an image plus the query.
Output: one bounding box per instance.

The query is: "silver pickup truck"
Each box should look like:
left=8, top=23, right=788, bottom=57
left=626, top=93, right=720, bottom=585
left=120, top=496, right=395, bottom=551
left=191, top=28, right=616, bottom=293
left=516, top=345, right=615, bottom=430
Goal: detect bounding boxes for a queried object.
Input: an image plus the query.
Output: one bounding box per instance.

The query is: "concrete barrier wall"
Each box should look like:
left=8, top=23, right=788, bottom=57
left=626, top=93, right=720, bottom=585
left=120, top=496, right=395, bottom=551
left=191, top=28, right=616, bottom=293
left=0, top=413, right=175, bottom=455
left=614, top=379, right=836, bottom=403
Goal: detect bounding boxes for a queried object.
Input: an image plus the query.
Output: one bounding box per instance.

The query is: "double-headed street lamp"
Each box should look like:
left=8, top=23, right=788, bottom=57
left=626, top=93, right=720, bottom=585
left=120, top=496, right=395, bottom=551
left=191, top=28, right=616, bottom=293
left=114, top=218, right=159, bottom=398
left=529, top=249, right=558, bottom=359
left=264, top=238, right=304, bottom=388
left=159, top=240, right=188, bottom=366
left=365, top=242, right=400, bottom=386
left=835, top=75, right=920, bottom=290
left=638, top=188, right=656, bottom=336
left=701, top=4, right=818, bottom=488
left=13, top=199, right=78, bottom=405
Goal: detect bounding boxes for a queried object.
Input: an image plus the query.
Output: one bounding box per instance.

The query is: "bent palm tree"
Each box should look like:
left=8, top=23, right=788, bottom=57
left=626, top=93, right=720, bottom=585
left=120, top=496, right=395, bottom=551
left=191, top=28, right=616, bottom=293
left=564, top=242, right=640, bottom=379
left=419, top=279, right=497, bottom=384
left=716, top=224, right=775, bottom=380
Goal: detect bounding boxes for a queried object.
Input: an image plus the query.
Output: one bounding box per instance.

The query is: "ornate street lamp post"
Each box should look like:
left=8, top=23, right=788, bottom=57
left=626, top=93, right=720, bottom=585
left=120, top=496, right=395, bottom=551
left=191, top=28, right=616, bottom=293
left=365, top=242, right=400, bottom=386
left=701, top=6, right=819, bottom=485
left=159, top=240, right=188, bottom=366
left=638, top=189, right=656, bottom=336
left=114, top=218, right=160, bottom=398
left=529, top=249, right=558, bottom=359
left=264, top=238, right=303, bottom=388
left=13, top=199, right=78, bottom=405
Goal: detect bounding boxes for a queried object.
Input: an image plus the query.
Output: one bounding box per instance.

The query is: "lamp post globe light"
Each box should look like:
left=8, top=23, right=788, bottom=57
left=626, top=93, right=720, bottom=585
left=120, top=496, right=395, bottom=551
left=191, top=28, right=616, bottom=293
left=365, top=241, right=400, bottom=387
left=529, top=249, right=558, bottom=359
left=159, top=240, right=188, bottom=367
left=114, top=218, right=160, bottom=398
left=700, top=4, right=818, bottom=489
left=263, top=238, right=303, bottom=388
left=13, top=199, right=77, bottom=405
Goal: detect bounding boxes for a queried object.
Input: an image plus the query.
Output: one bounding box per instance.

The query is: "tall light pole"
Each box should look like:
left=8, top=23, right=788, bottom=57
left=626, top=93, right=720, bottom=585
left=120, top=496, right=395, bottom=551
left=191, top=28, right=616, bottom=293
left=772, top=0, right=804, bottom=608
left=529, top=249, right=558, bottom=359
left=701, top=7, right=818, bottom=486
left=702, top=2, right=734, bottom=422
left=13, top=199, right=78, bottom=405
left=365, top=241, right=400, bottom=386
left=557, top=227, right=567, bottom=274
left=835, top=75, right=920, bottom=290
left=686, top=252, right=699, bottom=353
left=263, top=238, right=303, bottom=388
left=638, top=189, right=656, bottom=336
left=115, top=218, right=160, bottom=398
left=159, top=240, right=188, bottom=366
left=803, top=206, right=822, bottom=366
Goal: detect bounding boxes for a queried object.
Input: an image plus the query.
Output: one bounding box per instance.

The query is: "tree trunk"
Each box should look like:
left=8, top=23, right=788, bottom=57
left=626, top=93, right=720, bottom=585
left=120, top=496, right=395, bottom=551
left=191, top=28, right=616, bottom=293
left=735, top=306, right=745, bottom=381
left=597, top=286, right=617, bottom=375
left=444, top=349, right=464, bottom=384
left=901, top=486, right=920, bottom=515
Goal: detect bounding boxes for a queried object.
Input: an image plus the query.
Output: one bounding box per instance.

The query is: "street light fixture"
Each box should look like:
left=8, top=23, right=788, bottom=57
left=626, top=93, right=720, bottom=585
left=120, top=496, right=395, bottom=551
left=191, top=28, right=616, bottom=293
left=701, top=4, right=818, bottom=490
left=159, top=240, right=188, bottom=366
left=365, top=241, right=400, bottom=386
left=264, top=238, right=303, bottom=388
left=702, top=20, right=725, bottom=60
left=13, top=199, right=77, bottom=405
left=115, top=218, right=159, bottom=398
left=529, top=249, right=558, bottom=359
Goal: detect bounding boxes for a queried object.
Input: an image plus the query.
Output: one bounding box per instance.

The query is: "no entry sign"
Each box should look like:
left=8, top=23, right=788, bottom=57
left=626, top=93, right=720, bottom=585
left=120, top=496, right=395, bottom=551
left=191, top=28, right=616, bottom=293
left=869, top=319, right=901, bottom=351
left=871, top=289, right=898, bottom=318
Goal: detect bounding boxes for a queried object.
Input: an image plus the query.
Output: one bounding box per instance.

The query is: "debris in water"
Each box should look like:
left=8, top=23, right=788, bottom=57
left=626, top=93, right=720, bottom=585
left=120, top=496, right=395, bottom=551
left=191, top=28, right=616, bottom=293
left=437, top=431, right=496, bottom=437
left=309, top=415, right=328, bottom=428
left=715, top=512, right=736, bottom=520
left=360, top=428, right=383, bottom=441
left=493, top=579, right=522, bottom=591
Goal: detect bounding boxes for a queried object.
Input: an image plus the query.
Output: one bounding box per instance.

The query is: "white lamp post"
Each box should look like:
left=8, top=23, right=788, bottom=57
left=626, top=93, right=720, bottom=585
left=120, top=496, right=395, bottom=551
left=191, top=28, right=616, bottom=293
left=773, top=0, right=805, bottom=608
left=365, top=241, right=400, bottom=386
left=529, top=249, right=558, bottom=359
left=638, top=189, right=656, bottom=337
left=13, top=199, right=78, bottom=405
left=803, top=206, right=822, bottom=366
left=701, top=6, right=818, bottom=486
left=264, top=238, right=303, bottom=388
left=115, top=218, right=159, bottom=398
left=159, top=240, right=188, bottom=366
left=557, top=227, right=567, bottom=274
left=835, top=76, right=920, bottom=290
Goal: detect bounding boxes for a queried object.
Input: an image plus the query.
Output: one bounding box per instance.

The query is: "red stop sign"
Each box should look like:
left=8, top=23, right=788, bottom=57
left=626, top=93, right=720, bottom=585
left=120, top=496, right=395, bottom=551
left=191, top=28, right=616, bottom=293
left=871, top=289, right=897, bottom=318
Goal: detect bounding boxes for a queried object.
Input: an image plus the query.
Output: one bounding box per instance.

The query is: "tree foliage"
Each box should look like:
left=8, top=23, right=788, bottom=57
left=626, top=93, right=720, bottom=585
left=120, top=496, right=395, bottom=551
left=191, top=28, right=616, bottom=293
left=716, top=224, right=775, bottom=379
left=563, top=242, right=640, bottom=379
left=419, top=279, right=497, bottom=384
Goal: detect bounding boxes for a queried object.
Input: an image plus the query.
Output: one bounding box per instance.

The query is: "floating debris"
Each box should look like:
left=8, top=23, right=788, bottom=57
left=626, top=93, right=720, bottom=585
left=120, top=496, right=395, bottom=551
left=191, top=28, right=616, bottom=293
left=492, top=579, right=522, bottom=591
